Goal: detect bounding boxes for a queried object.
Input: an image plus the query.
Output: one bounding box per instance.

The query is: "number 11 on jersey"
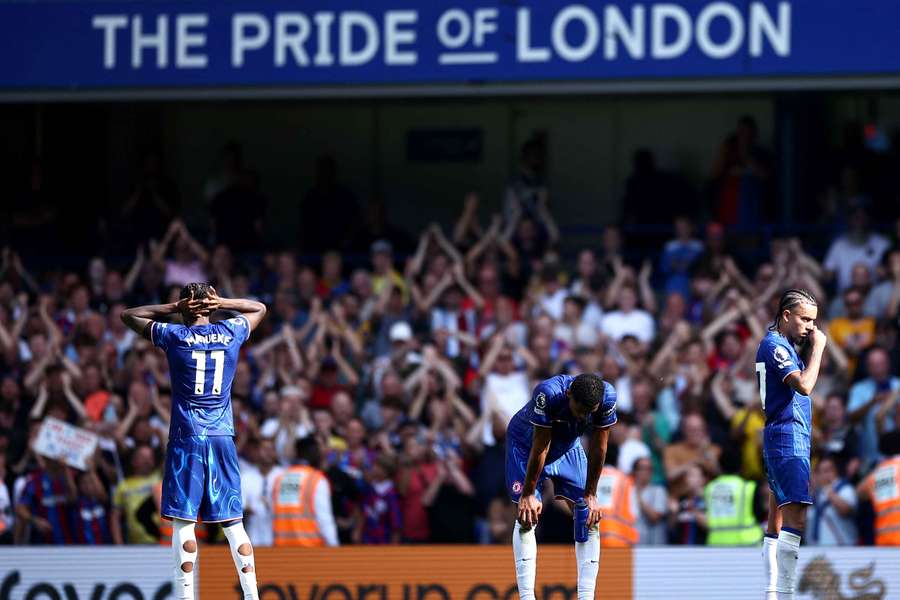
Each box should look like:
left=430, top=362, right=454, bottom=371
left=192, top=350, right=225, bottom=395
left=755, top=361, right=767, bottom=410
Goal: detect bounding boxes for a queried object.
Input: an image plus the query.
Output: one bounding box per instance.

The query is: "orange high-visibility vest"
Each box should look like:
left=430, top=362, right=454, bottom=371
left=870, top=457, right=900, bottom=546
left=272, top=465, right=326, bottom=547
left=596, top=466, right=639, bottom=547
left=154, top=481, right=209, bottom=546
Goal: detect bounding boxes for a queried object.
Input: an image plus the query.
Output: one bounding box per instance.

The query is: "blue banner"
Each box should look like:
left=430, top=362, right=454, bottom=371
left=1, top=0, right=898, bottom=89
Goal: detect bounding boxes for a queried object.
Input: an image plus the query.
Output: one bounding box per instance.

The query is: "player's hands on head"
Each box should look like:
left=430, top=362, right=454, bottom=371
left=201, top=286, right=222, bottom=315
left=583, top=494, right=603, bottom=528
left=176, top=292, right=205, bottom=317
left=518, top=494, right=542, bottom=528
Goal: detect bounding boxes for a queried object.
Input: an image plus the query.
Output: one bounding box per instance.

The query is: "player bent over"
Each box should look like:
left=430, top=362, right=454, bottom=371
left=506, top=373, right=617, bottom=600
left=122, top=284, right=266, bottom=600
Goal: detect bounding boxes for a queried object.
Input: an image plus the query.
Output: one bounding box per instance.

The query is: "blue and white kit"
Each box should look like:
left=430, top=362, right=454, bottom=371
left=756, top=331, right=813, bottom=507
left=505, top=374, right=617, bottom=503
left=152, top=316, right=250, bottom=522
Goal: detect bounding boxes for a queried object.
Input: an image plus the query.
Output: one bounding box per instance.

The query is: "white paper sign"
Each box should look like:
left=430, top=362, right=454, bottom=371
left=33, top=417, right=99, bottom=470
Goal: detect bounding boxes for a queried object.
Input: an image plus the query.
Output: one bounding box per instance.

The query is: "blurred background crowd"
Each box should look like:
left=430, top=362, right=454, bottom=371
left=1, top=114, right=899, bottom=549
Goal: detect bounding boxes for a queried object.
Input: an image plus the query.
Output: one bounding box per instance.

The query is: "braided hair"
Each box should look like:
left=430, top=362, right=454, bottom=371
left=769, top=288, right=817, bottom=332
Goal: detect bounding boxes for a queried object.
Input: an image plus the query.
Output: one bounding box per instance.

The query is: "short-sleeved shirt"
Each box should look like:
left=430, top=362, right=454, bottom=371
left=112, top=473, right=160, bottom=544
left=506, top=374, right=617, bottom=464
left=151, top=316, right=251, bottom=439
left=756, top=331, right=811, bottom=459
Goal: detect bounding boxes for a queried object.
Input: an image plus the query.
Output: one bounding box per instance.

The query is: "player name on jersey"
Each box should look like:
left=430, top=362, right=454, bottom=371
left=183, top=332, right=233, bottom=346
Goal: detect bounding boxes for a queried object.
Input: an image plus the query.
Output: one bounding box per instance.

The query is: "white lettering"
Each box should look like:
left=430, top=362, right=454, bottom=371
left=604, top=5, right=645, bottom=59
left=552, top=6, right=599, bottom=62
left=473, top=8, right=498, bottom=47
left=232, top=13, right=270, bottom=68
left=696, top=2, right=744, bottom=59
left=132, top=15, right=168, bottom=68
left=516, top=8, right=550, bottom=62
left=314, top=12, right=335, bottom=66
left=651, top=4, right=691, bottom=59
left=176, top=14, right=208, bottom=68
left=339, top=12, right=379, bottom=66
left=437, top=9, right=470, bottom=49
left=750, top=2, right=791, bottom=57
left=184, top=333, right=233, bottom=346
left=384, top=11, right=417, bottom=66
left=92, top=15, right=128, bottom=69
left=275, top=13, right=311, bottom=67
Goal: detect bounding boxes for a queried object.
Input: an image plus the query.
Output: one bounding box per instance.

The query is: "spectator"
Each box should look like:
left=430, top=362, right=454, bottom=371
left=704, top=449, right=762, bottom=546
left=241, top=438, right=284, bottom=547
left=15, top=456, right=77, bottom=544
left=110, top=445, right=159, bottom=545
left=829, top=287, right=876, bottom=377
left=815, top=393, right=861, bottom=480
left=300, top=155, right=361, bottom=253
left=478, top=336, right=532, bottom=448
left=355, top=454, right=402, bottom=544
left=272, top=436, right=338, bottom=547
left=72, top=459, right=113, bottom=545
left=709, top=116, right=773, bottom=227
left=867, top=248, right=900, bottom=319
left=668, top=464, right=708, bottom=545
left=857, top=431, right=900, bottom=546
left=824, top=204, right=891, bottom=292
left=660, top=217, right=704, bottom=298
left=152, top=219, right=209, bottom=288
left=664, top=414, right=721, bottom=499
left=808, top=455, right=858, bottom=546
left=259, top=386, right=313, bottom=465
left=422, top=448, right=476, bottom=543
left=633, top=457, right=668, bottom=545
left=848, top=348, right=899, bottom=471
left=600, top=285, right=655, bottom=344
left=396, top=436, right=439, bottom=543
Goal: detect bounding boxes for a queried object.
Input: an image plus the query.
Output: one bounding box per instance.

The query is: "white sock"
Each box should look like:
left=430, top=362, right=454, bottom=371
left=763, top=536, right=778, bottom=600
left=775, top=529, right=801, bottom=600
left=513, top=521, right=537, bottom=600
left=172, top=520, right=197, bottom=600
left=575, top=526, right=600, bottom=600
left=223, top=521, right=259, bottom=600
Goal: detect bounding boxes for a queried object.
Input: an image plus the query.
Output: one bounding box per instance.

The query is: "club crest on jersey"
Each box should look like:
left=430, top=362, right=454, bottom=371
left=512, top=481, right=523, bottom=493
left=535, top=392, right=547, bottom=409
left=773, top=346, right=792, bottom=368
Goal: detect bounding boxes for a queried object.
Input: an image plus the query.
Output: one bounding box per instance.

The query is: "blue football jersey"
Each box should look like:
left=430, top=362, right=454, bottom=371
left=151, top=315, right=250, bottom=439
left=756, top=331, right=811, bottom=459
left=506, top=374, right=617, bottom=464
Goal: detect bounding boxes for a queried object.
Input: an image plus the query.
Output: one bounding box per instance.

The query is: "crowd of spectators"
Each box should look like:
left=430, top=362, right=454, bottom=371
left=1, top=117, right=899, bottom=548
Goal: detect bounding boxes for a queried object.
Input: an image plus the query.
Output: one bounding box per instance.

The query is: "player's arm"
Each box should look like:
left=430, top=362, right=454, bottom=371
left=519, top=425, right=553, bottom=528
left=120, top=297, right=198, bottom=339
left=583, top=426, right=611, bottom=527
left=205, top=288, right=267, bottom=331
left=783, top=328, right=827, bottom=396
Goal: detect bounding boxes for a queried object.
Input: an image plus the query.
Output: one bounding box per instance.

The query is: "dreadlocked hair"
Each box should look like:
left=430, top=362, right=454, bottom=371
left=769, top=288, right=817, bottom=331
left=179, top=282, right=212, bottom=301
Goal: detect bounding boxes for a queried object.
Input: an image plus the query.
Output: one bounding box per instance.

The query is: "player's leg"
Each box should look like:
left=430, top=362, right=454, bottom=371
left=204, top=436, right=258, bottom=600
left=548, top=444, right=597, bottom=600
left=172, top=518, right=198, bottom=600
left=222, top=519, right=258, bottom=600
left=162, top=437, right=205, bottom=600
left=763, top=491, right=781, bottom=600
left=775, top=502, right=807, bottom=600
left=507, top=442, right=539, bottom=600
left=771, top=457, right=812, bottom=600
